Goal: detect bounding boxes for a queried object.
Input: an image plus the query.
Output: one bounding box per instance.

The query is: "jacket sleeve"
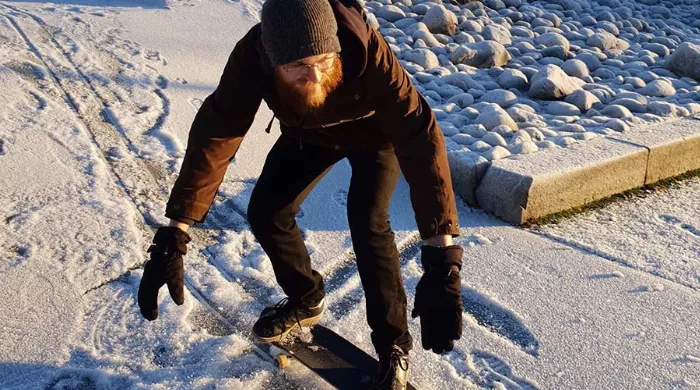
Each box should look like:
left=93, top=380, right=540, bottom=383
left=367, top=28, right=460, bottom=240
left=165, top=29, right=262, bottom=224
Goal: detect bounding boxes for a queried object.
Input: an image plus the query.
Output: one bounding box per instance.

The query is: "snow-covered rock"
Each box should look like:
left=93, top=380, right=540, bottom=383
left=450, top=41, right=510, bottom=68
left=562, top=59, right=589, bottom=78
left=534, top=32, right=570, bottom=51
left=665, top=42, right=700, bottom=81
left=480, top=89, right=518, bottom=108
left=475, top=107, right=518, bottom=131
left=640, top=79, right=677, bottom=97
left=483, top=25, right=512, bottom=46
left=376, top=5, right=406, bottom=23
left=498, top=69, right=529, bottom=90
left=422, top=4, right=457, bottom=35
left=529, top=64, right=584, bottom=99
left=546, top=101, right=581, bottom=116
left=587, top=32, right=629, bottom=51
left=403, top=49, right=440, bottom=69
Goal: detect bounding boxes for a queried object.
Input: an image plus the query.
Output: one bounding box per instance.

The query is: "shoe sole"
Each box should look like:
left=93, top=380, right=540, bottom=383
left=253, top=311, right=323, bottom=343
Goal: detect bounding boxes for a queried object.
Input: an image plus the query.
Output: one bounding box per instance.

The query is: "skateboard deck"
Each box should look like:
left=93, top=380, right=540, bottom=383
left=256, top=325, right=417, bottom=390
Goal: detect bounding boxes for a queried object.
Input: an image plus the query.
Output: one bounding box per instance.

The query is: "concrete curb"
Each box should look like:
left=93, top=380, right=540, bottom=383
left=448, top=116, right=700, bottom=224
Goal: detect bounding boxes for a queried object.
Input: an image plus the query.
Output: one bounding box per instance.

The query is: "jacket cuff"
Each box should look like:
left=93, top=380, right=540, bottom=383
left=418, top=217, right=460, bottom=240
left=165, top=199, right=209, bottom=225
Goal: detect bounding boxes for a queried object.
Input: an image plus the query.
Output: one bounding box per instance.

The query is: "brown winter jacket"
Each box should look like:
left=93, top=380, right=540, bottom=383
left=165, top=0, right=460, bottom=239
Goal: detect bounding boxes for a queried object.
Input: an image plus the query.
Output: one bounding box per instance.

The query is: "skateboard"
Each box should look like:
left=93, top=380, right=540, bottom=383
left=255, top=325, right=417, bottom=389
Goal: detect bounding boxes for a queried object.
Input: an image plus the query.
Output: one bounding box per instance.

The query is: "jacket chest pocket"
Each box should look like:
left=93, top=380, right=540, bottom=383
left=324, top=85, right=375, bottom=126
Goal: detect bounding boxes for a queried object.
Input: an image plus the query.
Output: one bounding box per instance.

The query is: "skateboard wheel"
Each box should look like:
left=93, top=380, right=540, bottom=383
left=275, top=354, right=289, bottom=369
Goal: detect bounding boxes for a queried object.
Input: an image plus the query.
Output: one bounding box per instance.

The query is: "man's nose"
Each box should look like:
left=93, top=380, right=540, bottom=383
left=306, top=66, right=323, bottom=83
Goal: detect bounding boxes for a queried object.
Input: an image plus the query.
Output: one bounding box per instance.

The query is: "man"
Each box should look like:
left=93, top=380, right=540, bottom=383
left=137, top=0, right=464, bottom=388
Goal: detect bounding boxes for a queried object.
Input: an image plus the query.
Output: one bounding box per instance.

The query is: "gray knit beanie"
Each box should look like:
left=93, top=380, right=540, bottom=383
left=261, top=0, right=342, bottom=67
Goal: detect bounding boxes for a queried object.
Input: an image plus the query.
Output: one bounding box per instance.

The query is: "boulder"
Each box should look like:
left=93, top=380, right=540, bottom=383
left=529, top=64, right=584, bottom=99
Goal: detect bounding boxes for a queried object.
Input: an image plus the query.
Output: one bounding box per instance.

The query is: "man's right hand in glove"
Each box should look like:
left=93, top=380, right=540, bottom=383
left=138, top=226, right=191, bottom=321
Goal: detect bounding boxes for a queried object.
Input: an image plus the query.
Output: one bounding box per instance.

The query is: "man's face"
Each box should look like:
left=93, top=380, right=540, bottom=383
left=274, top=52, right=343, bottom=115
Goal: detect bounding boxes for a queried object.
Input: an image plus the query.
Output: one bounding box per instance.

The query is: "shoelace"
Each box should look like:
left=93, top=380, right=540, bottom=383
left=269, top=298, right=303, bottom=332
left=377, top=348, right=408, bottom=385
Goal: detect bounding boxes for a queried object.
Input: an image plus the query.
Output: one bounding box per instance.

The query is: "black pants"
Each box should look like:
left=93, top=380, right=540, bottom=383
left=247, top=134, right=412, bottom=355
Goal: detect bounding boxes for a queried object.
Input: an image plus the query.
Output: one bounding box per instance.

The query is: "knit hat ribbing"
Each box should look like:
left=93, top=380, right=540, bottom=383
left=261, top=0, right=342, bottom=67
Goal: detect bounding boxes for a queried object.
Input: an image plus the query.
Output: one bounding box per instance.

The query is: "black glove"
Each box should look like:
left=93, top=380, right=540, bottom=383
left=412, top=245, right=463, bottom=354
left=138, top=226, right=191, bottom=321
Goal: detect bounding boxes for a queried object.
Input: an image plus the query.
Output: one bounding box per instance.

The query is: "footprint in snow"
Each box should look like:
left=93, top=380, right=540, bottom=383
left=658, top=214, right=700, bottom=238
left=470, top=350, right=539, bottom=390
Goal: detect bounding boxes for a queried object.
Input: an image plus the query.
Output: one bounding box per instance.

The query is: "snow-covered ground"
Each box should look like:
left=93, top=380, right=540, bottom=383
left=1, top=0, right=699, bottom=389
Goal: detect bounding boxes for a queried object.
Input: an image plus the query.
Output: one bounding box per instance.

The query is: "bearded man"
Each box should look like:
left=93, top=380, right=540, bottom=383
left=137, top=0, right=464, bottom=388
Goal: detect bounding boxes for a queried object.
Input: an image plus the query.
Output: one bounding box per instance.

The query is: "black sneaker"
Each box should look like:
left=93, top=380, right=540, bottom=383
left=252, top=298, right=324, bottom=343
left=372, top=345, right=409, bottom=390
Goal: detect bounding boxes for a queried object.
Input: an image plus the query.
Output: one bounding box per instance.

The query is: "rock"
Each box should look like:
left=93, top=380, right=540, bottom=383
left=498, top=69, right=529, bottom=90
left=507, top=106, right=541, bottom=122
left=451, top=133, right=478, bottom=145
left=604, top=118, right=630, bottom=132
left=461, top=123, right=488, bottom=138
left=376, top=5, right=406, bottom=22
left=509, top=140, right=539, bottom=154
left=480, top=89, right=518, bottom=108
left=601, top=104, right=633, bottom=118
left=534, top=32, right=570, bottom=51
left=458, top=20, right=483, bottom=33
left=596, top=21, right=620, bottom=36
left=546, top=101, right=581, bottom=115
left=508, top=130, right=532, bottom=146
left=471, top=140, right=492, bottom=152
left=609, top=98, right=647, bottom=113
left=649, top=5, right=672, bottom=19
left=482, top=132, right=508, bottom=147
left=541, top=46, right=570, bottom=61
left=587, top=32, right=629, bottom=51
left=665, top=42, right=700, bottom=81
left=642, top=42, right=671, bottom=57
left=446, top=93, right=475, bottom=107
left=450, top=41, right=510, bottom=68
left=616, top=91, right=648, bottom=105
left=624, top=77, right=646, bottom=88
left=412, top=30, right=443, bottom=47
left=475, top=107, right=518, bottom=131
left=640, top=79, right=676, bottom=97
left=439, top=122, right=460, bottom=136
left=394, top=17, right=418, bottom=29
left=648, top=101, right=678, bottom=117
left=403, top=49, right=440, bottom=69
left=561, top=59, right=589, bottom=78
left=576, top=52, right=602, bottom=71
left=529, top=64, right=583, bottom=99
left=484, top=0, right=507, bottom=10
left=423, top=5, right=457, bottom=35
left=556, top=123, right=586, bottom=133
left=492, top=124, right=517, bottom=136
left=483, top=25, right=512, bottom=45
left=482, top=145, right=512, bottom=160
left=443, top=72, right=483, bottom=92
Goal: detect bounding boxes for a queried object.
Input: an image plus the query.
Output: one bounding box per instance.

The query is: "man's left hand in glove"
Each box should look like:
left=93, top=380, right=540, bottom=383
left=412, top=244, right=464, bottom=354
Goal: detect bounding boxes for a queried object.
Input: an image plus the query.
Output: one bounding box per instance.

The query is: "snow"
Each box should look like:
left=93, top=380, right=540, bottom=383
left=0, top=0, right=699, bottom=389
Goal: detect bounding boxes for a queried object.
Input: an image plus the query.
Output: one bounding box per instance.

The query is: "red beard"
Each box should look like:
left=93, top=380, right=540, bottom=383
left=274, top=56, right=344, bottom=116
